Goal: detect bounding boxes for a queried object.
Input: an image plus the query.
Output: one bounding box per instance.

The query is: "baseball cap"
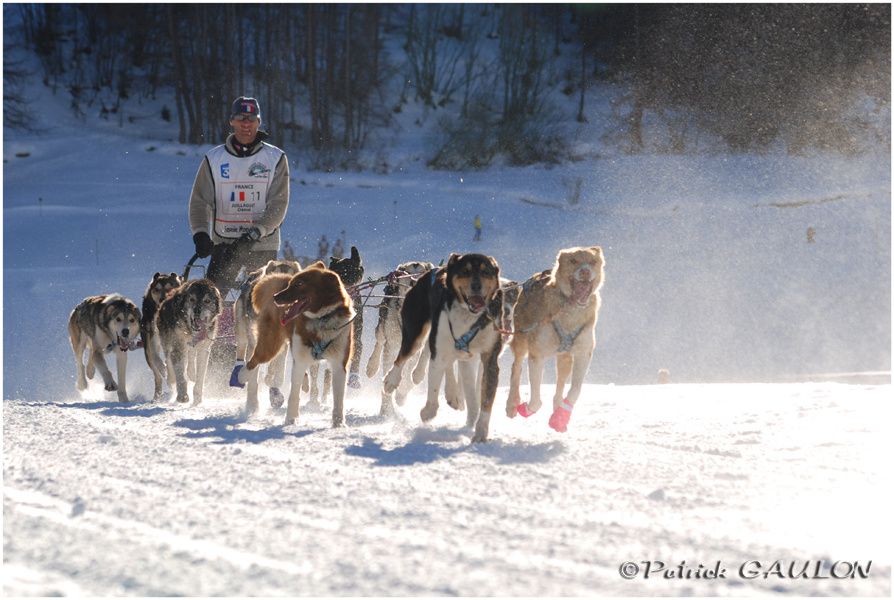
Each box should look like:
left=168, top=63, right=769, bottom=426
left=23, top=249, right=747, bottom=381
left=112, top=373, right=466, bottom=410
left=230, top=96, right=261, bottom=120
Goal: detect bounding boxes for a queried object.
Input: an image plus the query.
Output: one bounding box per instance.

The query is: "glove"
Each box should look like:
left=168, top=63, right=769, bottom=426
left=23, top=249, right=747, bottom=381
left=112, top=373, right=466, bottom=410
left=193, top=232, right=213, bottom=258
left=241, top=227, right=262, bottom=242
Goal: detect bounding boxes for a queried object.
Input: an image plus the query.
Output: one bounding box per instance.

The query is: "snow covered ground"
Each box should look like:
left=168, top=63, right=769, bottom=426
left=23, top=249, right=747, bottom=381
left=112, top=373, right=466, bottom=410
left=4, top=383, right=891, bottom=596
left=3, top=42, right=892, bottom=596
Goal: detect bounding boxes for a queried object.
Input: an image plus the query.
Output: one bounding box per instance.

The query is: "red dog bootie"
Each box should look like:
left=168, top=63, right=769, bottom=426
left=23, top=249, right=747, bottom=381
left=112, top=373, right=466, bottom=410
left=516, top=402, right=538, bottom=418
left=548, top=400, right=574, bottom=433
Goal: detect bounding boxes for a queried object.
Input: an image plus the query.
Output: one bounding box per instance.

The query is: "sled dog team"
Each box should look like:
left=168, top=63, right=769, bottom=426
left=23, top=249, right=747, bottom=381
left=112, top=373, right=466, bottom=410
left=68, top=245, right=604, bottom=442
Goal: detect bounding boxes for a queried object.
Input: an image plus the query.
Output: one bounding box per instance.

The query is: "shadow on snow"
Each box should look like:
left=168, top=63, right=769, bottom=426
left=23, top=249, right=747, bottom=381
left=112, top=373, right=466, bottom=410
left=48, top=398, right=166, bottom=418
left=345, top=426, right=566, bottom=466
left=171, top=413, right=315, bottom=444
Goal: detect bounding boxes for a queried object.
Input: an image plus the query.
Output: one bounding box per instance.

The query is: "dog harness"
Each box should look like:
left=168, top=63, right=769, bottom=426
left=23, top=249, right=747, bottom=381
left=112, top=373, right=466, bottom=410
left=552, top=320, right=587, bottom=353
left=448, top=310, right=494, bottom=354
left=308, top=307, right=356, bottom=360
left=311, top=338, right=334, bottom=360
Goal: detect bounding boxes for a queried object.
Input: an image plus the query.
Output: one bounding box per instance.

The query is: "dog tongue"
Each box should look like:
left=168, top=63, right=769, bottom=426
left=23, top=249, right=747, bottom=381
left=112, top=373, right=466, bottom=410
left=571, top=280, right=592, bottom=304
left=468, top=295, right=486, bottom=313
left=281, top=299, right=308, bottom=325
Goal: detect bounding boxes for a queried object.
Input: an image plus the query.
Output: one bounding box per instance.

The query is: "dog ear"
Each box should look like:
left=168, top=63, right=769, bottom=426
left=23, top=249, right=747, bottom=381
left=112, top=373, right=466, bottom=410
left=488, top=255, right=500, bottom=277
left=153, top=272, right=161, bottom=280
left=447, top=253, right=461, bottom=268
left=307, top=260, right=326, bottom=270
left=350, top=246, right=360, bottom=262
left=590, top=246, right=603, bottom=258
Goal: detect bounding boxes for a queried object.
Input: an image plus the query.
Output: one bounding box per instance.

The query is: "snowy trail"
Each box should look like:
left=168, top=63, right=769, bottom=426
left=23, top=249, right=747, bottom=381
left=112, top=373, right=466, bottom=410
left=4, top=383, right=890, bottom=596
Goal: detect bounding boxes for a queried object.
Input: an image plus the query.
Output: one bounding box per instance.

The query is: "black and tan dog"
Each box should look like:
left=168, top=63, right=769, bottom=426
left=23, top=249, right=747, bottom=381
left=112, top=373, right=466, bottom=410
left=141, top=272, right=183, bottom=401
left=244, top=262, right=355, bottom=427
left=69, top=294, right=142, bottom=402
left=328, top=246, right=365, bottom=389
left=383, top=253, right=504, bottom=442
left=156, top=279, right=222, bottom=404
left=232, top=259, right=301, bottom=413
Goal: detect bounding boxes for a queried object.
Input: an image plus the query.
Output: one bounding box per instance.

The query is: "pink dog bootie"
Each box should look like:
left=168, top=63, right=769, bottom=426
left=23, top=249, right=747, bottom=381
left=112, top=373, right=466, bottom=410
left=548, top=400, right=574, bottom=433
left=516, top=402, right=538, bottom=418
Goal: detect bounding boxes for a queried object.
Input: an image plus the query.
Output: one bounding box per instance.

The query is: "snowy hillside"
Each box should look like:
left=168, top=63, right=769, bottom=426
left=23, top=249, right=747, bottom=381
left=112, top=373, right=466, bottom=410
left=3, top=24, right=892, bottom=597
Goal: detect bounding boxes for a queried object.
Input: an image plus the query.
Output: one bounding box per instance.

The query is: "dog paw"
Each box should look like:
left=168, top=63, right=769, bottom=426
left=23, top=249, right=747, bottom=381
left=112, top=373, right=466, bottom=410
left=348, top=373, right=361, bottom=389
left=516, top=402, right=538, bottom=418
left=383, top=371, right=400, bottom=394
left=331, top=416, right=345, bottom=428
left=445, top=392, right=465, bottom=411
left=284, top=416, right=297, bottom=426
left=420, top=402, right=438, bottom=422
left=76, top=379, right=88, bottom=391
left=176, top=393, right=190, bottom=403
left=117, top=394, right=130, bottom=403
left=471, top=430, right=489, bottom=443
left=411, top=367, right=426, bottom=386
left=269, top=387, right=285, bottom=409
left=104, top=382, right=118, bottom=392
left=548, top=404, right=572, bottom=433
left=365, top=361, right=379, bottom=378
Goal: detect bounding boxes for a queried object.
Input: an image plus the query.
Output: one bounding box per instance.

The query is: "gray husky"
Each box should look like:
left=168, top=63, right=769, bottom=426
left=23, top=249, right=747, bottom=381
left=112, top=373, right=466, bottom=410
left=156, top=279, right=222, bottom=404
left=68, top=294, right=142, bottom=402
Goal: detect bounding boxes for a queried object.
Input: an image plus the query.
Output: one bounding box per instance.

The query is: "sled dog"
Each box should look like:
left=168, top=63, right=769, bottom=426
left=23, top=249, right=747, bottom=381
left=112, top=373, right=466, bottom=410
left=305, top=247, right=366, bottom=408
left=68, top=294, right=142, bottom=402
left=506, top=246, right=605, bottom=432
left=141, top=272, right=183, bottom=401
left=156, top=279, right=222, bottom=404
left=233, top=259, right=301, bottom=413
left=245, top=262, right=354, bottom=427
left=365, top=260, right=439, bottom=415
left=383, top=253, right=504, bottom=442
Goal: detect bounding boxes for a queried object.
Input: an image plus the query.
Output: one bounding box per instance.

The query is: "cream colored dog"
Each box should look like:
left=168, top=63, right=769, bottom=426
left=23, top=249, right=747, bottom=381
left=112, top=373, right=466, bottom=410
left=505, top=246, right=605, bottom=432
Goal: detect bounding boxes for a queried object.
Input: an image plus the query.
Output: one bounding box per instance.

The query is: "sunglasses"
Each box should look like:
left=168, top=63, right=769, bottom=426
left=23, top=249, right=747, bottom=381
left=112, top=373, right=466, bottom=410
left=232, top=114, right=259, bottom=123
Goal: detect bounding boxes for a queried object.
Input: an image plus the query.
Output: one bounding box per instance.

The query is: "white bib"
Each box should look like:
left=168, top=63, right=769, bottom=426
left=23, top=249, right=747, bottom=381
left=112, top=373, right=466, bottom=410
left=206, top=144, right=283, bottom=239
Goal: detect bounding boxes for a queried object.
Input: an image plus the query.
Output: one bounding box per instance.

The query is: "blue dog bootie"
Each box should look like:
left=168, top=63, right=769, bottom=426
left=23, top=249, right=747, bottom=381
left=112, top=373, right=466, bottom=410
left=229, top=360, right=246, bottom=388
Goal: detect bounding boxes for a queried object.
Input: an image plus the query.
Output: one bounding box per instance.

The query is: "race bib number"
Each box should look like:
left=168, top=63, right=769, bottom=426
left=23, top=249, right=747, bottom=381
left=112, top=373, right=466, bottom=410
left=216, top=181, right=268, bottom=237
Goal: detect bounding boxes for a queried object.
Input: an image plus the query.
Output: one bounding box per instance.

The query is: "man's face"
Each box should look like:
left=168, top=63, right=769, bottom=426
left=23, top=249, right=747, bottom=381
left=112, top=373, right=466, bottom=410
left=230, top=114, right=260, bottom=144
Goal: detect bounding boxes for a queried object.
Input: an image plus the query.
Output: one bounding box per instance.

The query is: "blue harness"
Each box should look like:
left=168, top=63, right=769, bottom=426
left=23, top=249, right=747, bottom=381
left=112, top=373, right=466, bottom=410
left=311, top=338, right=334, bottom=360
left=450, top=317, right=487, bottom=353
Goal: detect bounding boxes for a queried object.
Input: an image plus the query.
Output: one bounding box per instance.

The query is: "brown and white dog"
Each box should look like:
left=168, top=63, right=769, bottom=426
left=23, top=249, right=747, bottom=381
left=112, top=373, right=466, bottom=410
left=244, top=262, right=354, bottom=427
left=141, top=272, right=183, bottom=401
left=506, top=246, right=605, bottom=432
left=68, top=294, right=142, bottom=402
left=383, top=253, right=504, bottom=442
left=156, top=279, right=222, bottom=404
left=304, top=247, right=366, bottom=410
left=232, top=259, right=301, bottom=413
